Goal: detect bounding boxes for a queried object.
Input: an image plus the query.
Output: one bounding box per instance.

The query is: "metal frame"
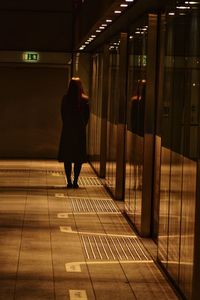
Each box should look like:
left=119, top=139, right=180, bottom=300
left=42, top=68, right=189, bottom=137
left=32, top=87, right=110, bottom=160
left=192, top=116, right=200, bottom=300
left=140, top=14, right=158, bottom=236
left=99, top=45, right=109, bottom=178
left=115, top=32, right=128, bottom=200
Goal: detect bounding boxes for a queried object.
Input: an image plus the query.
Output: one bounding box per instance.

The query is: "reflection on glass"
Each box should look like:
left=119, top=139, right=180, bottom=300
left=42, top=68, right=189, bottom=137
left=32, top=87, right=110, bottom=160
left=168, top=152, right=182, bottom=279
left=88, top=52, right=103, bottom=174
left=180, top=158, right=196, bottom=297
left=125, top=22, right=147, bottom=232
left=158, top=147, right=171, bottom=268
left=105, top=36, right=120, bottom=194
left=158, top=3, right=199, bottom=299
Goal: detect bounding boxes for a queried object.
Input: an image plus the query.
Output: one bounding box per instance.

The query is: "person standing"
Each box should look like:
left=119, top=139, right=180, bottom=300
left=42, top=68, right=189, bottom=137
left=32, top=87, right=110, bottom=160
left=58, top=77, right=90, bottom=188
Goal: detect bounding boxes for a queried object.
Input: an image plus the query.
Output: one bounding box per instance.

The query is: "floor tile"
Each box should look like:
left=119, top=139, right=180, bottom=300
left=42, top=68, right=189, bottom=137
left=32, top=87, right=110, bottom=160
left=0, top=160, right=179, bottom=300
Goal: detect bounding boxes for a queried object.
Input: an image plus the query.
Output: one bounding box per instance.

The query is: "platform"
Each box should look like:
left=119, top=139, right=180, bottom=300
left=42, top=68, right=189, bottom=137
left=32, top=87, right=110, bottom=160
left=0, top=160, right=180, bottom=300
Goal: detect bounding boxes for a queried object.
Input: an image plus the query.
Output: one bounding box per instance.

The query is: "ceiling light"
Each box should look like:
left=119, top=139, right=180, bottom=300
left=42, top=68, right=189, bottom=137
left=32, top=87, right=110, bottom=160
left=114, top=10, right=121, bottom=13
left=176, top=6, right=190, bottom=9
left=106, top=19, right=112, bottom=22
left=120, top=4, right=128, bottom=7
left=185, top=1, right=199, bottom=3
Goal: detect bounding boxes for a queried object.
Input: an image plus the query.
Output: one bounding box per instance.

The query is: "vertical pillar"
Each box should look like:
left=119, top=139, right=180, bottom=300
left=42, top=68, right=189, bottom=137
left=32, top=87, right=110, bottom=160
left=115, top=32, right=128, bottom=200
left=141, top=14, right=158, bottom=236
left=100, top=45, right=109, bottom=178
left=192, top=148, right=200, bottom=299
left=152, top=13, right=166, bottom=240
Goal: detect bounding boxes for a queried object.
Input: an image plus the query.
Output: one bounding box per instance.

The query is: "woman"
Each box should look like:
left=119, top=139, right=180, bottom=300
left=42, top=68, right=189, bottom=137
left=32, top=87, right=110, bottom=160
left=58, top=77, right=90, bottom=188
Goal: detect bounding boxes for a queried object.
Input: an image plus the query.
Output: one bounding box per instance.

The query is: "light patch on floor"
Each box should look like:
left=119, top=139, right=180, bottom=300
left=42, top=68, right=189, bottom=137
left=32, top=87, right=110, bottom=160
left=57, top=213, right=69, bottom=218
left=65, top=260, right=154, bottom=273
left=69, top=290, right=88, bottom=300
left=55, top=193, right=66, bottom=198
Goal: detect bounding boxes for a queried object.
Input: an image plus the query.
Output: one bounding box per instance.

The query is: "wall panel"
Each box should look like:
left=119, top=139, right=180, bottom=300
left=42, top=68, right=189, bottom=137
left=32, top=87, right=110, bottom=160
left=0, top=66, right=69, bottom=158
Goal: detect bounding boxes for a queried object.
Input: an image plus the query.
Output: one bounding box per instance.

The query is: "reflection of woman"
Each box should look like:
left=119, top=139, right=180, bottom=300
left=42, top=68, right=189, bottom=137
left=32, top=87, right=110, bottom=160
left=58, top=78, right=90, bottom=188
left=129, top=79, right=146, bottom=189
left=130, top=79, right=146, bottom=136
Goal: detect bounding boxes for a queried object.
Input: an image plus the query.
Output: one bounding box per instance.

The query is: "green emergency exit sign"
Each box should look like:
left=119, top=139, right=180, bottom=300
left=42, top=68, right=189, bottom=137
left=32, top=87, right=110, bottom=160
left=23, top=52, right=40, bottom=62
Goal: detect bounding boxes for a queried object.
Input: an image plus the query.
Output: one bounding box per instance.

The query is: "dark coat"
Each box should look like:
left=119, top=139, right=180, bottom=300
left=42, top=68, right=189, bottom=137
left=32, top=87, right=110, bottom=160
left=58, top=95, right=89, bottom=162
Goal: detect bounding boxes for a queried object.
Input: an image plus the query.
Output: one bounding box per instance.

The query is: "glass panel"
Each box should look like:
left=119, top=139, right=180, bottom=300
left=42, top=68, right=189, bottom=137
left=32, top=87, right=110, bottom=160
left=158, top=12, right=175, bottom=269
left=125, top=21, right=147, bottom=232
left=158, top=2, right=200, bottom=298
left=168, top=152, right=182, bottom=279
left=88, top=52, right=103, bottom=174
left=158, top=147, right=171, bottom=268
left=180, top=157, right=196, bottom=298
left=106, top=36, right=120, bottom=195
left=179, top=6, right=199, bottom=295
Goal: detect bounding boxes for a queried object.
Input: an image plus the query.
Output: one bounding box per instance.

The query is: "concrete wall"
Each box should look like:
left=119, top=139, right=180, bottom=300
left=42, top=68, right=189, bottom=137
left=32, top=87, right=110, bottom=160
left=0, top=65, right=69, bottom=158
left=0, top=0, right=73, bottom=52
left=0, top=1, right=74, bottom=158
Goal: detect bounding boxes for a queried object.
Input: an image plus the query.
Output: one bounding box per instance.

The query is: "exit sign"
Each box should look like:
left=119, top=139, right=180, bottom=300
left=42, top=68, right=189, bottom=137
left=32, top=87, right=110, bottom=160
left=23, top=52, right=40, bottom=63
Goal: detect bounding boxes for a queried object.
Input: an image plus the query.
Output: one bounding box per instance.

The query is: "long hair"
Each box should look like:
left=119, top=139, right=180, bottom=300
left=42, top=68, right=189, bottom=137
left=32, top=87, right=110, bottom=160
left=66, top=77, right=83, bottom=109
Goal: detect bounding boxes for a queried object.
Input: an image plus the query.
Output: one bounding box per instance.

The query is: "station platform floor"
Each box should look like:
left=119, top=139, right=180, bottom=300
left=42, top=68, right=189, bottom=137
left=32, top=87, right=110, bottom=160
left=0, top=160, right=181, bottom=300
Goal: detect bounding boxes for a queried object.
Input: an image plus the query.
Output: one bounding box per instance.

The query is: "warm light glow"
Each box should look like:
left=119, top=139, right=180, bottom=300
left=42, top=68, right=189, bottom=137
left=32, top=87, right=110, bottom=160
left=176, top=6, right=191, bottom=9
left=78, top=0, right=137, bottom=52
left=185, top=1, right=199, bottom=3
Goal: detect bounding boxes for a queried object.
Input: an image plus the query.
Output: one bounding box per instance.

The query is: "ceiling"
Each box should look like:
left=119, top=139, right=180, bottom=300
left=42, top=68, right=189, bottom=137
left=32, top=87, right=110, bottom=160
left=0, top=0, right=76, bottom=52
left=0, top=0, right=74, bottom=12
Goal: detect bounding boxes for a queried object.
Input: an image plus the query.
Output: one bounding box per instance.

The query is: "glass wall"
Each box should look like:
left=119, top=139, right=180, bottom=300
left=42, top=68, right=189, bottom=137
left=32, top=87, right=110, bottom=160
left=158, top=2, right=200, bottom=299
left=105, top=36, right=120, bottom=195
left=125, top=21, right=148, bottom=232
left=88, top=52, right=103, bottom=174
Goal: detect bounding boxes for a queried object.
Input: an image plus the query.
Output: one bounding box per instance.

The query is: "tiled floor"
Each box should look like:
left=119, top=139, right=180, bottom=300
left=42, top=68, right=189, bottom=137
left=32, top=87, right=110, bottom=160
left=0, top=160, right=180, bottom=300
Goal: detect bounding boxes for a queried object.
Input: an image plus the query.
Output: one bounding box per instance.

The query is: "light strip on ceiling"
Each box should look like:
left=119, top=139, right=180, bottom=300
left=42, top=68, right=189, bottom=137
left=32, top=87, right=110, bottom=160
left=79, top=0, right=135, bottom=51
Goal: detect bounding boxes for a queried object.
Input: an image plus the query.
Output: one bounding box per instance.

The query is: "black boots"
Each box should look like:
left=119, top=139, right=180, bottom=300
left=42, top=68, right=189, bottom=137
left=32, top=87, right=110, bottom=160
left=64, top=161, right=81, bottom=189
left=67, top=181, right=73, bottom=188
left=67, top=181, right=79, bottom=189
left=72, top=181, right=79, bottom=188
